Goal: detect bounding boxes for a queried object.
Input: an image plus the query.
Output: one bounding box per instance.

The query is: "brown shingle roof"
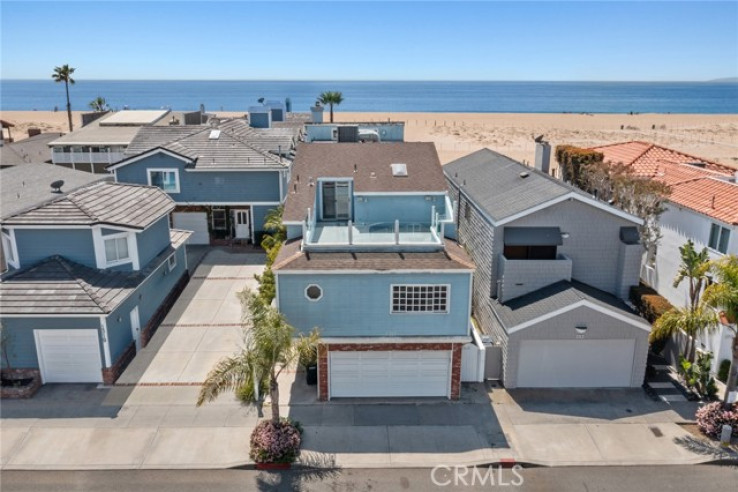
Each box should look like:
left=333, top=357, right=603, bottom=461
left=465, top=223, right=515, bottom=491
left=272, top=239, right=474, bottom=271
left=282, top=142, right=447, bottom=222
left=3, top=182, right=175, bottom=229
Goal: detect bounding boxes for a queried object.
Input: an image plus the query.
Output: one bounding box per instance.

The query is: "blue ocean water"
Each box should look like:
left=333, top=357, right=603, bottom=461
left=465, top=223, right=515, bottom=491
left=1, top=80, right=736, bottom=113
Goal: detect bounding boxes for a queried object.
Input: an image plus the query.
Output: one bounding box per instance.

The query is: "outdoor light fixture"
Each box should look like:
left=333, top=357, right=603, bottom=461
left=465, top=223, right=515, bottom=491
left=117, top=316, right=122, bottom=323
left=561, top=232, right=570, bottom=239
left=575, top=325, right=587, bottom=334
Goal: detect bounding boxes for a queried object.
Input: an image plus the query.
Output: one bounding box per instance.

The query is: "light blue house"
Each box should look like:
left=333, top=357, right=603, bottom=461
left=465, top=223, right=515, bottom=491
left=109, top=118, right=301, bottom=245
left=274, top=142, right=474, bottom=400
left=0, top=164, right=191, bottom=385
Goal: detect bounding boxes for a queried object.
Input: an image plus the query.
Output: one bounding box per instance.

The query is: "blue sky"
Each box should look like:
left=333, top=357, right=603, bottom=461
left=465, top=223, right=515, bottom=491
left=2, top=1, right=736, bottom=81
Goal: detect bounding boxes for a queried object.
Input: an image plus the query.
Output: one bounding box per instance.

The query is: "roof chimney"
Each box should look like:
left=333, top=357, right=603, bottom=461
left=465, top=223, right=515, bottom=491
left=534, top=137, right=551, bottom=175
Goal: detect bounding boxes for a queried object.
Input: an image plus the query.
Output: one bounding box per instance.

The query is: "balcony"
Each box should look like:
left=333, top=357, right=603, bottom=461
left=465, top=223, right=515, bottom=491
left=498, top=254, right=573, bottom=302
left=51, top=149, right=126, bottom=165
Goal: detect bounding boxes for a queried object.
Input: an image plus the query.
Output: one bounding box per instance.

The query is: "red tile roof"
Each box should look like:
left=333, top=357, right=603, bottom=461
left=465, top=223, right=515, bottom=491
left=590, top=141, right=738, bottom=225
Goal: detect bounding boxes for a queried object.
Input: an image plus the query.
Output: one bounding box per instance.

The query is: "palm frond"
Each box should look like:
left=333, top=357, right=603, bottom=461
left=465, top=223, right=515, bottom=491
left=197, top=354, right=251, bottom=406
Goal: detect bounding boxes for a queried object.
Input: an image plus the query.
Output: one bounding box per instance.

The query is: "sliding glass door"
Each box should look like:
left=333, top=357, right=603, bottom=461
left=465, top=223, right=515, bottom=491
left=322, top=181, right=351, bottom=220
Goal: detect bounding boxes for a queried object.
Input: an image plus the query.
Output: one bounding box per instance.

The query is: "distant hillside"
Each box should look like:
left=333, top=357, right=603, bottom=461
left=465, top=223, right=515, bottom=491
left=709, top=77, right=738, bottom=83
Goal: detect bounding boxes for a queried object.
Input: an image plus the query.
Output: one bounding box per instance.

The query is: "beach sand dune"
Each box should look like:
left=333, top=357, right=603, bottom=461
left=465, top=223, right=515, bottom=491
left=2, top=110, right=736, bottom=169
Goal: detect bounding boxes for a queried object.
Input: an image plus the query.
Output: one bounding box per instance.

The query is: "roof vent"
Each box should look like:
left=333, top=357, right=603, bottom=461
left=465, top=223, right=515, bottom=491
left=370, top=172, right=377, bottom=179
left=688, top=161, right=706, bottom=168
left=50, top=180, right=64, bottom=193
left=209, top=130, right=221, bottom=140
left=391, top=163, right=408, bottom=177
left=519, top=172, right=530, bottom=179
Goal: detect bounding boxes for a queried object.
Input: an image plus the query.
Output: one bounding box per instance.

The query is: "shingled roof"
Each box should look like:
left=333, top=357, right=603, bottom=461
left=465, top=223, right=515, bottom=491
left=2, top=181, right=175, bottom=229
left=273, top=238, right=474, bottom=271
left=592, top=141, right=738, bottom=225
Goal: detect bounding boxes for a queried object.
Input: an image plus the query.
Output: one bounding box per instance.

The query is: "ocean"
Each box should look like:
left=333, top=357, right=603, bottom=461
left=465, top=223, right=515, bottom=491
left=1, top=80, right=736, bottom=114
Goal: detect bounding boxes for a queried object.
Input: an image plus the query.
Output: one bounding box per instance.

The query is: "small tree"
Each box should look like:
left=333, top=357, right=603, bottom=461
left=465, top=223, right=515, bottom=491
left=673, top=240, right=711, bottom=311
left=88, top=96, right=108, bottom=112
left=318, top=91, right=344, bottom=123
left=651, top=305, right=719, bottom=363
left=255, top=206, right=286, bottom=304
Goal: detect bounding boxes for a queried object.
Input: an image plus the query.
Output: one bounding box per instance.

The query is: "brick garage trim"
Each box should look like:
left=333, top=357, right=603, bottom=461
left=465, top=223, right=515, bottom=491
left=102, top=342, right=136, bottom=385
left=317, top=342, right=463, bottom=401
left=141, top=272, right=189, bottom=347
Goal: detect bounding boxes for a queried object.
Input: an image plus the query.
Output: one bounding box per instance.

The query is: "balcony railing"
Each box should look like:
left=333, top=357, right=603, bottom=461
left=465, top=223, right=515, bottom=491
left=51, top=150, right=126, bottom=165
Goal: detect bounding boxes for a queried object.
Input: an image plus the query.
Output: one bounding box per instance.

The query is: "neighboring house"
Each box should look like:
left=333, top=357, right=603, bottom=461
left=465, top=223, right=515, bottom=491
left=445, top=148, right=651, bottom=389
left=0, top=133, right=63, bottom=168
left=593, top=141, right=738, bottom=371
left=304, top=122, right=405, bottom=143
left=109, top=117, right=301, bottom=245
left=0, top=164, right=191, bottom=385
left=275, top=142, right=475, bottom=400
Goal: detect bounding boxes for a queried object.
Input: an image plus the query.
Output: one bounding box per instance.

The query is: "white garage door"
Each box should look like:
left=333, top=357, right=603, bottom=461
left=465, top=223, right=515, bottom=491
left=172, top=212, right=209, bottom=245
left=329, top=350, right=450, bottom=398
left=34, top=330, right=103, bottom=383
left=517, top=339, right=635, bottom=388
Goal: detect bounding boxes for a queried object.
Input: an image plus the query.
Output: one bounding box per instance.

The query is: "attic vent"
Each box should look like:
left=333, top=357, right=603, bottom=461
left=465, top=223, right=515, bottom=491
left=687, top=161, right=706, bottom=168
left=209, top=130, right=221, bottom=140
left=519, top=171, right=529, bottom=178
left=391, top=163, right=408, bottom=177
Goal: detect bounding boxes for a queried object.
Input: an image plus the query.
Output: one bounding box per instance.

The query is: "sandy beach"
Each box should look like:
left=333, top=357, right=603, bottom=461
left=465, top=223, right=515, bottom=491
left=2, top=110, right=737, bottom=169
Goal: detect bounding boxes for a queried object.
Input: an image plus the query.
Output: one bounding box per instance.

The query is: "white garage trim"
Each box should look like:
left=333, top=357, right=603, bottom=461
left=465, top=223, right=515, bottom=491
left=321, top=336, right=471, bottom=344
left=172, top=212, right=209, bottom=245
left=34, top=329, right=103, bottom=384
left=516, top=339, right=636, bottom=388
left=507, top=300, right=651, bottom=334
left=329, top=350, right=451, bottom=398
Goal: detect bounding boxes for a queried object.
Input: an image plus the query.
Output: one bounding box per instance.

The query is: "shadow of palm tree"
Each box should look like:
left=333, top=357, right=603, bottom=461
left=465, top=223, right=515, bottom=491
left=674, top=435, right=738, bottom=463
left=254, top=452, right=342, bottom=491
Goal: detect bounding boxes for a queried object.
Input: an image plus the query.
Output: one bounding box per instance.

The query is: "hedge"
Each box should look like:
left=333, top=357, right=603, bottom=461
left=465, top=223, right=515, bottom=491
left=630, top=284, right=674, bottom=324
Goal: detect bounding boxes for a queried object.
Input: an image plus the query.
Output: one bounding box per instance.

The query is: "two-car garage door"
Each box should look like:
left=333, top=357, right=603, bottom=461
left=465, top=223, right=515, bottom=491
left=516, top=339, right=636, bottom=388
left=34, top=330, right=103, bottom=383
left=329, top=350, right=450, bottom=398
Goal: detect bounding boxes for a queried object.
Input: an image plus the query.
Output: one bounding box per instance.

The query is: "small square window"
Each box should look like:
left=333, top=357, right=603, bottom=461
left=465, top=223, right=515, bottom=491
left=167, top=253, right=177, bottom=271
left=148, top=169, right=179, bottom=193
left=212, top=209, right=227, bottom=231
left=104, top=236, right=130, bottom=264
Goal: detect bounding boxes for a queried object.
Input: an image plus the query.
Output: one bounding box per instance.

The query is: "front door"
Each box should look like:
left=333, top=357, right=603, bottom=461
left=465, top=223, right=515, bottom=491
left=130, top=306, right=141, bottom=352
left=234, top=209, right=251, bottom=239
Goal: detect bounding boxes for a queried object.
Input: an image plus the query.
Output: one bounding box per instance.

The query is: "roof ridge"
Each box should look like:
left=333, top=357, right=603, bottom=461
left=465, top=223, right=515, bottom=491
left=647, top=143, right=731, bottom=174
left=220, top=126, right=285, bottom=165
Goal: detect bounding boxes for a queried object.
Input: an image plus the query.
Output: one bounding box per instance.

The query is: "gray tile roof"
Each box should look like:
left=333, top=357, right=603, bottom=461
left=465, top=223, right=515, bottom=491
left=3, top=182, right=175, bottom=229
left=121, top=118, right=300, bottom=170
left=0, top=229, right=192, bottom=315
left=49, top=117, right=143, bottom=146
left=0, top=133, right=61, bottom=167
left=486, top=280, right=644, bottom=334
left=1, top=163, right=110, bottom=219
left=283, top=142, right=446, bottom=222
left=444, top=148, right=575, bottom=223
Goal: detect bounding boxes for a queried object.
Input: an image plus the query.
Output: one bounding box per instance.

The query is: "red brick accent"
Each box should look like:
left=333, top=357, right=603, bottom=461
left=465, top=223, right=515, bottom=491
left=318, top=342, right=462, bottom=400
left=0, top=368, right=41, bottom=399
left=102, top=342, right=136, bottom=385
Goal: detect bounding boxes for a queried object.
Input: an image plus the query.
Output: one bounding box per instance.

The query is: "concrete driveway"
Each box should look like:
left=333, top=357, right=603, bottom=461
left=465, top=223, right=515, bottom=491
left=117, top=248, right=265, bottom=386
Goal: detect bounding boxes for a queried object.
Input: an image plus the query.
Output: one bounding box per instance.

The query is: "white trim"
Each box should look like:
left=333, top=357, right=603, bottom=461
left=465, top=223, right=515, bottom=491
left=304, top=284, right=323, bottom=301
left=184, top=167, right=286, bottom=172
left=321, top=336, right=471, bottom=344
left=99, top=317, right=112, bottom=367
left=33, top=331, right=48, bottom=383
left=3, top=223, right=153, bottom=232
left=1, top=313, right=103, bottom=318
left=2, top=228, right=20, bottom=269
left=353, top=191, right=447, bottom=196
left=390, top=283, right=450, bottom=314
left=506, top=299, right=651, bottom=334
left=147, top=168, right=181, bottom=194
left=167, top=252, right=177, bottom=271
left=283, top=221, right=302, bottom=226
left=275, top=269, right=473, bottom=274
left=130, top=306, right=142, bottom=352
left=279, top=170, right=284, bottom=201
left=107, top=148, right=192, bottom=171
left=177, top=201, right=281, bottom=206
left=274, top=272, right=280, bottom=310
left=92, top=227, right=140, bottom=270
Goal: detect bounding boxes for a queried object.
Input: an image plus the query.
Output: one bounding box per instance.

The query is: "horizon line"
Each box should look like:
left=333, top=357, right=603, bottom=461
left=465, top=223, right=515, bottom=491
left=2, top=78, right=737, bottom=83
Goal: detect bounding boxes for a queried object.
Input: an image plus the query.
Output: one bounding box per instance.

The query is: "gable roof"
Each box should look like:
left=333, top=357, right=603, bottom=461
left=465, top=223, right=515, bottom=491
left=444, top=148, right=641, bottom=226
left=592, top=141, right=738, bottom=225
left=273, top=238, right=474, bottom=272
left=282, top=142, right=446, bottom=222
left=2, top=181, right=175, bottom=229
left=1, top=163, right=110, bottom=220
left=0, top=133, right=62, bottom=167
left=486, top=280, right=648, bottom=335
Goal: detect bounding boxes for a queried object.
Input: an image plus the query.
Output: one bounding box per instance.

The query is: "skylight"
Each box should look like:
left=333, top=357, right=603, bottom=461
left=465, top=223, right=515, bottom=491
left=209, top=130, right=221, bottom=140
left=391, top=163, right=408, bottom=177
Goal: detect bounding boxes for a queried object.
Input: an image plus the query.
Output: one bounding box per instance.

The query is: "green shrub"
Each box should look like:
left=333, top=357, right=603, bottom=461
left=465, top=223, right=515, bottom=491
left=717, top=359, right=732, bottom=384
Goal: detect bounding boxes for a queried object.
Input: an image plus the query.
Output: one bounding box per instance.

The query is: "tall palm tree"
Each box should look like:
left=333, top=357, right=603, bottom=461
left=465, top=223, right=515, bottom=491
left=673, top=240, right=711, bottom=311
left=650, top=305, right=719, bottom=362
left=197, top=288, right=318, bottom=422
left=88, top=96, right=108, bottom=112
left=52, top=64, right=76, bottom=132
left=318, top=91, right=344, bottom=123
left=703, top=255, right=738, bottom=404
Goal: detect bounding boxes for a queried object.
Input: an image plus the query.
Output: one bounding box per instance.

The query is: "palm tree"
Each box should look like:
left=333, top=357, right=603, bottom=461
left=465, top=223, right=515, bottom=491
left=651, top=305, right=719, bottom=362
left=88, top=96, right=108, bottom=112
left=703, top=255, right=738, bottom=404
left=673, top=240, right=711, bottom=311
left=197, top=288, right=318, bottom=422
left=51, top=64, right=76, bottom=132
left=318, top=91, right=344, bottom=123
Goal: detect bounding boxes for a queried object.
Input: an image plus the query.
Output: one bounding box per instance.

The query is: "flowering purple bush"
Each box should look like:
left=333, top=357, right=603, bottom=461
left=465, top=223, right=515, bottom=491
left=249, top=419, right=302, bottom=464
left=695, top=402, right=738, bottom=439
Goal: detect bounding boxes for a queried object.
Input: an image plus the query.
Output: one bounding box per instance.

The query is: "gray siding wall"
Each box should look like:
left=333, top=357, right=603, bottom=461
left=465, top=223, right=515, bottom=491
left=13, top=229, right=96, bottom=269
left=136, top=216, right=171, bottom=268
left=498, top=255, right=572, bottom=302
left=0, top=317, right=101, bottom=369
left=504, top=306, right=650, bottom=388
left=115, top=153, right=282, bottom=204
left=105, top=245, right=187, bottom=362
left=617, top=242, right=643, bottom=299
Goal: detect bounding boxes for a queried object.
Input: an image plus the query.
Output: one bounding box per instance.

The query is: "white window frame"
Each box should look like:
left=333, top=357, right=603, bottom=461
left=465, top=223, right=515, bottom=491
left=103, top=233, right=131, bottom=266
left=305, top=284, right=323, bottom=302
left=1, top=228, right=19, bottom=270
left=92, top=227, right=139, bottom=270
left=708, top=222, right=731, bottom=254
left=167, top=252, right=177, bottom=272
left=211, top=208, right=228, bottom=231
left=390, top=284, right=450, bottom=314
left=147, top=168, right=180, bottom=194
